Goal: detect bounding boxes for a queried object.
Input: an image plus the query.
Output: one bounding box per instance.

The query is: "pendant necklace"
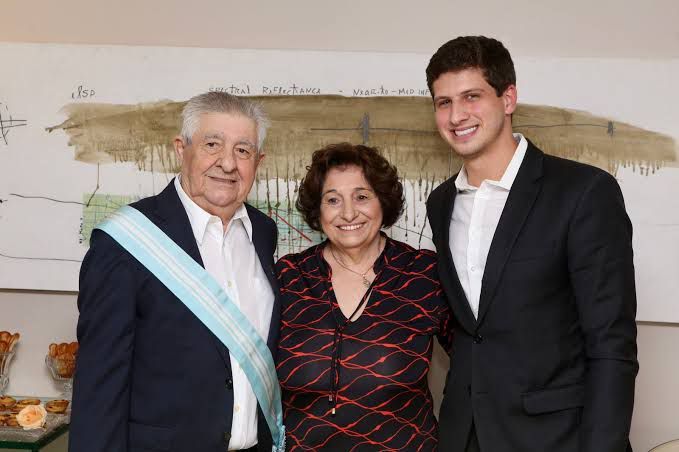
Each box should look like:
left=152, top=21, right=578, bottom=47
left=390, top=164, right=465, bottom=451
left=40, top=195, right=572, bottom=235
left=329, top=237, right=382, bottom=288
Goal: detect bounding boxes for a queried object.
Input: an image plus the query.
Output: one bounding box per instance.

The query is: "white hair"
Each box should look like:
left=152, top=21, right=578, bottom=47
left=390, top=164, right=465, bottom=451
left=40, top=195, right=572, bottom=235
left=180, top=92, right=270, bottom=152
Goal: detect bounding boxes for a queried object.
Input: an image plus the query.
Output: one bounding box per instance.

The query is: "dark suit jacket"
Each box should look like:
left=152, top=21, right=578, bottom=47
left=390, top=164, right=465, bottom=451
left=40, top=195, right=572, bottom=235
left=70, top=180, right=280, bottom=452
left=427, top=141, right=638, bottom=452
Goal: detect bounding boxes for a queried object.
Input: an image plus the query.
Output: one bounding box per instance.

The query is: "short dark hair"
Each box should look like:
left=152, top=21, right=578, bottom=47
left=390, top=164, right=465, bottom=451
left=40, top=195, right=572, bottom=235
left=426, top=36, right=516, bottom=97
left=296, top=143, right=404, bottom=232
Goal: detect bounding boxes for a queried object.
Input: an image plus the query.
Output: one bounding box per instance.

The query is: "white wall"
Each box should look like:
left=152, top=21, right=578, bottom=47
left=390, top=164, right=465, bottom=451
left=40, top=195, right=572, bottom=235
left=0, top=291, right=78, bottom=397
left=631, top=323, right=679, bottom=450
left=1, top=0, right=679, bottom=58
left=1, top=1, right=679, bottom=450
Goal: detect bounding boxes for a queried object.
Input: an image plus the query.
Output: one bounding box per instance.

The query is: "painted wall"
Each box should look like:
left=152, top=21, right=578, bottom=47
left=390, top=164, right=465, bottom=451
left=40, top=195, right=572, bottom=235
left=2, top=1, right=678, bottom=450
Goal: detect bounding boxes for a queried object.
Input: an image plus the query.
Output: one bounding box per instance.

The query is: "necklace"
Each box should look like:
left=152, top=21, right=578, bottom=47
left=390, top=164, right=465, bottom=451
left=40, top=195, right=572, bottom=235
left=328, top=237, right=383, bottom=288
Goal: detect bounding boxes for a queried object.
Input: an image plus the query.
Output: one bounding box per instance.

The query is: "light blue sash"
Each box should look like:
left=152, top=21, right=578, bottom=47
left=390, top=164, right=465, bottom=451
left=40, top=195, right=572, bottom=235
left=96, top=205, right=285, bottom=452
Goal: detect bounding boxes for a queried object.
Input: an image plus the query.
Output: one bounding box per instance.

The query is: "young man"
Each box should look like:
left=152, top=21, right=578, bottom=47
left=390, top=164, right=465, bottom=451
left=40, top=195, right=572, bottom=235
left=70, top=92, right=282, bottom=452
left=425, top=36, right=638, bottom=452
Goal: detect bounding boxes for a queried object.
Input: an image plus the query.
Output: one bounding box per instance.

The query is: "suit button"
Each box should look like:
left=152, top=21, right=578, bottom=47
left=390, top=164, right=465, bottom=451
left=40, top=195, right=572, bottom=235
left=473, top=334, right=483, bottom=344
left=224, top=432, right=231, bottom=443
left=226, top=378, right=233, bottom=389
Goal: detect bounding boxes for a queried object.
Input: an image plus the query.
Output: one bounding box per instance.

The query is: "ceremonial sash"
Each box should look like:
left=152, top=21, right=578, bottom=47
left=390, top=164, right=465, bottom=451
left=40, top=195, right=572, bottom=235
left=96, top=205, right=285, bottom=452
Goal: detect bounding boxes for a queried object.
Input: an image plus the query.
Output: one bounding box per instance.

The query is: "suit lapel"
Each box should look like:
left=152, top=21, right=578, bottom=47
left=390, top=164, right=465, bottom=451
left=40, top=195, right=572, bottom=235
left=154, top=180, right=232, bottom=372
left=154, top=181, right=203, bottom=265
left=476, top=143, right=544, bottom=326
left=432, top=178, right=478, bottom=333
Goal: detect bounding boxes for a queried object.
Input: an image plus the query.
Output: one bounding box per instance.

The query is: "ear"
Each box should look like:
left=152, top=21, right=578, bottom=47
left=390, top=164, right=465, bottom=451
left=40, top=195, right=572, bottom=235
left=502, top=85, right=518, bottom=115
left=255, top=151, right=265, bottom=168
left=173, top=136, right=187, bottom=163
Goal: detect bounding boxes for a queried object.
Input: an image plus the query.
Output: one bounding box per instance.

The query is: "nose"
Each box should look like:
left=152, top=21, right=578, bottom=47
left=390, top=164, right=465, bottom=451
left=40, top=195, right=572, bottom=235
left=340, top=198, right=358, bottom=221
left=216, top=149, right=237, bottom=172
left=449, top=102, right=469, bottom=126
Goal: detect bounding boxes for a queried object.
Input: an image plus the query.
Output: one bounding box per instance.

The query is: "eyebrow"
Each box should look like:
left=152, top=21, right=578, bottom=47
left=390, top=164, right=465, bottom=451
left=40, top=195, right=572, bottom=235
left=321, top=187, right=374, bottom=196
left=461, top=88, right=483, bottom=95
left=434, top=88, right=483, bottom=102
left=235, top=139, right=256, bottom=148
left=200, top=134, right=255, bottom=148
left=202, top=133, right=224, bottom=141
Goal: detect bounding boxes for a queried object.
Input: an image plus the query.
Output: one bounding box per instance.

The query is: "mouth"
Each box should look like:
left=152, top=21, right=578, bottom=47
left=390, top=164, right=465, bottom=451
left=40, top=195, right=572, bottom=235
left=337, top=223, right=365, bottom=231
left=453, top=126, right=478, bottom=137
left=208, top=175, right=238, bottom=184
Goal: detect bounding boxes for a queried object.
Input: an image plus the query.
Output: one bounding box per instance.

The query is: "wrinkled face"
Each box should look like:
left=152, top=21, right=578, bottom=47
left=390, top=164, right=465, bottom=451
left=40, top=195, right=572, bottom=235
left=174, top=112, right=262, bottom=221
left=432, top=68, right=516, bottom=161
left=319, top=165, right=384, bottom=252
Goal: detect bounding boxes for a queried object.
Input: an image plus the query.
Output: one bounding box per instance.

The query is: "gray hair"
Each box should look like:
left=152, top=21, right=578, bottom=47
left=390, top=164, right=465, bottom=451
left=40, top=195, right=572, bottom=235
left=180, top=92, right=270, bottom=151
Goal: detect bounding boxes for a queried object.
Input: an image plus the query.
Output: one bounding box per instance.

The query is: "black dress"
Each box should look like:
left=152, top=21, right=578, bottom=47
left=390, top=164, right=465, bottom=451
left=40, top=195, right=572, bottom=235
left=276, top=237, right=453, bottom=451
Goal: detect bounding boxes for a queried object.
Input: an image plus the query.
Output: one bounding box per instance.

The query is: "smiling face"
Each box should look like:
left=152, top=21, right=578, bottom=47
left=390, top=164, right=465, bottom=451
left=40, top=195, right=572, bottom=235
left=174, top=112, right=263, bottom=223
left=320, top=165, right=384, bottom=253
left=432, top=67, right=517, bottom=162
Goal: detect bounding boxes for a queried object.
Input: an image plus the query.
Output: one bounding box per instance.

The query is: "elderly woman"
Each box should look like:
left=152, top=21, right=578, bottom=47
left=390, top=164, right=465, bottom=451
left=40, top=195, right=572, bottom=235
left=276, top=143, right=453, bottom=451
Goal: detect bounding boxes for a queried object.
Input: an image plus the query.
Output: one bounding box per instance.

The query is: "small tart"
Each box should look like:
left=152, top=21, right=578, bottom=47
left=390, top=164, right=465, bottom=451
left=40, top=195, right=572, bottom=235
left=5, top=415, right=19, bottom=427
left=0, top=395, right=16, bottom=409
left=16, top=398, right=41, bottom=406
left=45, top=399, right=69, bottom=414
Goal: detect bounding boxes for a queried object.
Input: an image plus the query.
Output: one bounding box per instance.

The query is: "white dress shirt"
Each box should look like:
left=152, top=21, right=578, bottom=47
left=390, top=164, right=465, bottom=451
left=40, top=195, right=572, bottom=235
left=175, top=176, right=274, bottom=450
left=449, top=134, right=527, bottom=319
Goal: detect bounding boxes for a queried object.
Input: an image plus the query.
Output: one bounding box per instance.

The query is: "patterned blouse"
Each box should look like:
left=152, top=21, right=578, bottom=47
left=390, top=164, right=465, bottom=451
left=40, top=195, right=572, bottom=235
left=276, top=236, right=453, bottom=451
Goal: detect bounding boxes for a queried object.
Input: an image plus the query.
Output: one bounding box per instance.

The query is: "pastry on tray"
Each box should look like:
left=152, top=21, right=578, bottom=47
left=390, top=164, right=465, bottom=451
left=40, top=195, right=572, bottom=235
left=5, top=415, right=19, bottom=427
left=10, top=398, right=41, bottom=413
left=15, top=398, right=41, bottom=407
left=45, top=399, right=69, bottom=414
left=0, top=395, right=16, bottom=409
left=0, top=413, right=19, bottom=428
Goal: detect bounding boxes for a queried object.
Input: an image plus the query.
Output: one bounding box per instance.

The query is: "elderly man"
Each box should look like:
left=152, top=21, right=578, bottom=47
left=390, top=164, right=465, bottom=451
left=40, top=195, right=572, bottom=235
left=70, top=92, right=283, bottom=452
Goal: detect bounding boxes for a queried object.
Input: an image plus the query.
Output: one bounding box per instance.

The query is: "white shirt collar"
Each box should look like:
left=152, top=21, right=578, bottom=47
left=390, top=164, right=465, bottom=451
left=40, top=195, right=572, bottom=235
left=455, top=133, right=528, bottom=192
left=174, top=176, right=253, bottom=245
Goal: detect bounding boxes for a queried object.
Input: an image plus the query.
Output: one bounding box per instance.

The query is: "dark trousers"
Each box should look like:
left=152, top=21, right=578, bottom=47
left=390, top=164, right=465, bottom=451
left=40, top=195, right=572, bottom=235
left=465, top=423, right=480, bottom=452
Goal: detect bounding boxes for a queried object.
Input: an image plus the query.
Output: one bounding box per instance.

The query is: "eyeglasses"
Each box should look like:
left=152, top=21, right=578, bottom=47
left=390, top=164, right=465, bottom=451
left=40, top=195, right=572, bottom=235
left=200, top=141, right=256, bottom=160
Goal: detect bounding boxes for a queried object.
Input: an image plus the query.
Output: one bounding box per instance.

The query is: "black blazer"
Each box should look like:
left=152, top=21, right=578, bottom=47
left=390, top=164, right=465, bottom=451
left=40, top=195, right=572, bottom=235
left=70, top=180, right=280, bottom=452
left=427, top=141, right=638, bottom=452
